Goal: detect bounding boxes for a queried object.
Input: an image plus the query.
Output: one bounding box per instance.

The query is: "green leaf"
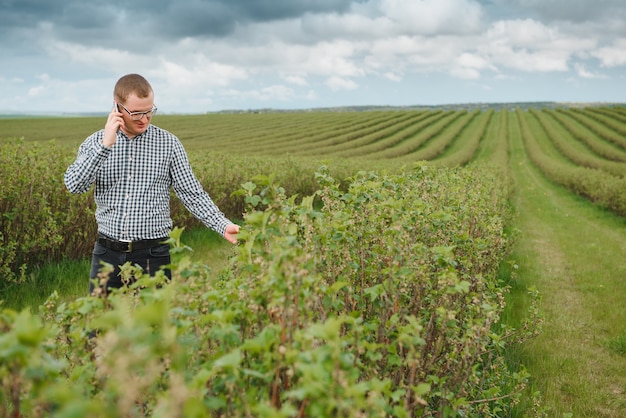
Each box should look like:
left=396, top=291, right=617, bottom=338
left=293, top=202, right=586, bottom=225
left=326, top=281, right=348, bottom=296
left=213, top=349, right=242, bottom=371
left=14, top=309, right=47, bottom=347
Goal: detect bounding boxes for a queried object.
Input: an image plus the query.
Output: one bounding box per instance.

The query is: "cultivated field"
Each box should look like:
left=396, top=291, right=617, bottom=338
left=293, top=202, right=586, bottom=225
left=1, top=106, right=625, bottom=416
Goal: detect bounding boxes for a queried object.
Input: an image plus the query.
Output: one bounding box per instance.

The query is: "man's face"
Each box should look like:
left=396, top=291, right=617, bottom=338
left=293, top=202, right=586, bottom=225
left=118, top=92, right=155, bottom=137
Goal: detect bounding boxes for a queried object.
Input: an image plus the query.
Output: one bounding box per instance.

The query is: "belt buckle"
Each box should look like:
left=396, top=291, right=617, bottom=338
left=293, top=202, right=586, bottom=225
left=120, top=240, right=133, bottom=253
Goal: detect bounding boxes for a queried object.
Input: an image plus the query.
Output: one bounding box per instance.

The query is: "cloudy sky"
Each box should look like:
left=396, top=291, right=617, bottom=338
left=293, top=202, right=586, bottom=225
left=2, top=0, right=626, bottom=114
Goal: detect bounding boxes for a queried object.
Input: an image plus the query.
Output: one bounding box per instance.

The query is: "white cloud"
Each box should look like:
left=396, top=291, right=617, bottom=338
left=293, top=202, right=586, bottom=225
left=304, top=40, right=367, bottom=77
left=28, top=86, right=45, bottom=96
left=450, top=52, right=497, bottom=80
left=457, top=52, right=496, bottom=71
left=450, top=67, right=482, bottom=80
left=45, top=40, right=139, bottom=74
left=282, top=75, right=309, bottom=86
left=592, top=39, right=626, bottom=67
left=258, top=85, right=296, bottom=101
left=574, top=63, right=607, bottom=79
left=151, top=57, right=248, bottom=88
left=484, top=19, right=596, bottom=72
left=299, top=11, right=391, bottom=41
left=384, top=72, right=402, bottom=82
left=368, top=35, right=464, bottom=73
left=487, top=19, right=557, bottom=47
left=221, top=85, right=296, bottom=103
left=378, top=0, right=484, bottom=35
left=305, top=89, right=317, bottom=101
left=325, top=76, right=358, bottom=91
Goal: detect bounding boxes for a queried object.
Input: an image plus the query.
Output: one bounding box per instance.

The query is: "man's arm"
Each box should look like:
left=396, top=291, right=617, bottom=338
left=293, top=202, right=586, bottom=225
left=64, top=106, right=123, bottom=194
left=64, top=134, right=111, bottom=194
left=169, top=137, right=239, bottom=243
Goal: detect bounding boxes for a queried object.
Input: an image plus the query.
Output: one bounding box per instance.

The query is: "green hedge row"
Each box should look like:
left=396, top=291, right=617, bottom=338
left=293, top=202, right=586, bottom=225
left=0, top=165, right=541, bottom=417
left=0, top=140, right=96, bottom=284
left=0, top=139, right=358, bottom=285
left=516, top=110, right=626, bottom=217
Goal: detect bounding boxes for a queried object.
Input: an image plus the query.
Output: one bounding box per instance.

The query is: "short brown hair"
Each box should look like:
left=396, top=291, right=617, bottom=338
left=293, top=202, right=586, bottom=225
left=114, top=74, right=153, bottom=103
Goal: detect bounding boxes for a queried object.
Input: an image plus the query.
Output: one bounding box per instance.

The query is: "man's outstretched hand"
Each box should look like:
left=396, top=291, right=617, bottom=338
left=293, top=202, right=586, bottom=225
left=224, top=223, right=240, bottom=244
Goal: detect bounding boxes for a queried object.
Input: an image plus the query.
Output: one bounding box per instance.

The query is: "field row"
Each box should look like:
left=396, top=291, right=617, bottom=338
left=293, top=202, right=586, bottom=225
left=159, top=108, right=626, bottom=179
left=160, top=108, right=626, bottom=215
left=1, top=106, right=626, bottom=220
left=4, top=106, right=626, bottom=167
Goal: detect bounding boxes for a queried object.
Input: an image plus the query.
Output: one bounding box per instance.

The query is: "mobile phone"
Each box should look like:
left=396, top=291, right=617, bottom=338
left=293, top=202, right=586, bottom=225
left=113, top=102, right=121, bottom=132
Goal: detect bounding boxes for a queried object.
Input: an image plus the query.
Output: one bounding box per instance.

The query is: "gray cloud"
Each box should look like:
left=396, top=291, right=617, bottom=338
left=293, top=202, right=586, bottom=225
left=485, top=0, right=626, bottom=24
left=1, top=0, right=625, bottom=113
left=3, top=0, right=624, bottom=49
left=520, top=0, right=626, bottom=22
left=0, top=0, right=356, bottom=39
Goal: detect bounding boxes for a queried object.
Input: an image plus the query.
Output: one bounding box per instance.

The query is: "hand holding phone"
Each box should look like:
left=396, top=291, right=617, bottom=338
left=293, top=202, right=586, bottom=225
left=102, top=102, right=123, bottom=147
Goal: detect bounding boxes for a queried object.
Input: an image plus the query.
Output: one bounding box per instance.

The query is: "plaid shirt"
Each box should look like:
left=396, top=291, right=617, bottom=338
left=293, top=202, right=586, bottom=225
left=65, top=125, right=232, bottom=241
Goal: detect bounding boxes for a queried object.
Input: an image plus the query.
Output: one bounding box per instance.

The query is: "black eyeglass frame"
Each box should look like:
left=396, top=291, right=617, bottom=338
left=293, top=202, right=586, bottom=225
left=116, top=102, right=158, bottom=120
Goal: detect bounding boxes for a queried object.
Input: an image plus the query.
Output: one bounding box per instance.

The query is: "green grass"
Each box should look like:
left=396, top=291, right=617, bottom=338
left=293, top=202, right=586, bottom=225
left=0, top=258, right=90, bottom=311
left=505, top=128, right=626, bottom=416
left=174, top=226, right=238, bottom=269
left=607, top=332, right=626, bottom=356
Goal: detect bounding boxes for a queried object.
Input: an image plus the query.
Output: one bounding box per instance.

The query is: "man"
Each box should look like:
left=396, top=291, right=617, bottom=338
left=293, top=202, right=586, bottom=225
left=65, top=73, right=239, bottom=294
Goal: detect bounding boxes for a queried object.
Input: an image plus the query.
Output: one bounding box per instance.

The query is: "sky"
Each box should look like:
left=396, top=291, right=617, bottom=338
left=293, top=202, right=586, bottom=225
left=2, top=0, right=626, bottom=114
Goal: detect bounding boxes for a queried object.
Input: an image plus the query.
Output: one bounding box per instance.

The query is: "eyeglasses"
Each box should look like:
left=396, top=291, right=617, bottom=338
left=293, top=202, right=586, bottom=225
left=117, top=102, right=157, bottom=120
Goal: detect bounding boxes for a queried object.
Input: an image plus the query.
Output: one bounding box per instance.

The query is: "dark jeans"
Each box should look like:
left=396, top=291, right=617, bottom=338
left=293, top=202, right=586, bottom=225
left=89, top=241, right=172, bottom=294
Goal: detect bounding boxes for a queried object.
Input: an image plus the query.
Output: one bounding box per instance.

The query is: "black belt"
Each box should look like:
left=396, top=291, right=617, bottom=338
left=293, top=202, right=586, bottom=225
left=97, top=236, right=167, bottom=253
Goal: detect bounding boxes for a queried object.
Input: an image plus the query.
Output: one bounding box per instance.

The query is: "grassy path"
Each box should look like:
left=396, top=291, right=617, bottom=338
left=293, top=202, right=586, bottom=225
left=507, top=124, right=626, bottom=416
